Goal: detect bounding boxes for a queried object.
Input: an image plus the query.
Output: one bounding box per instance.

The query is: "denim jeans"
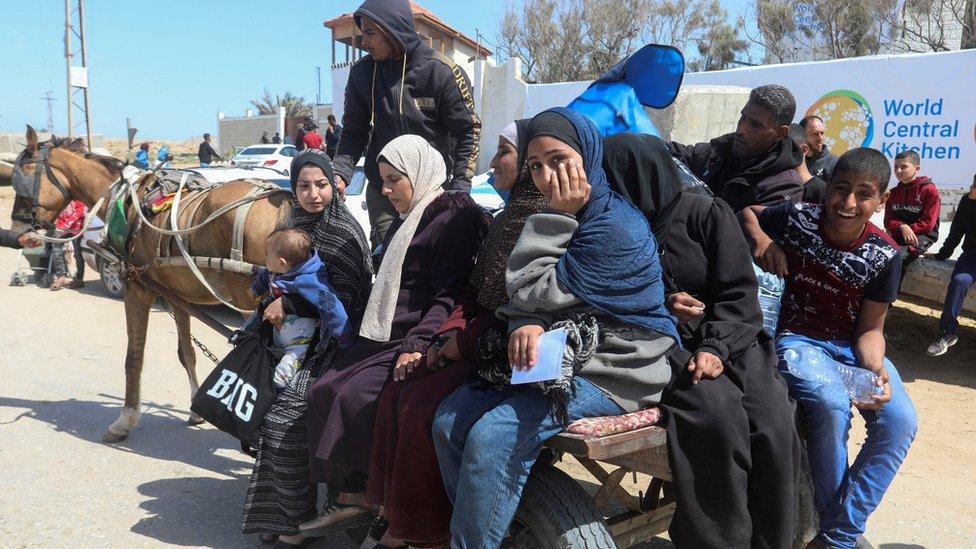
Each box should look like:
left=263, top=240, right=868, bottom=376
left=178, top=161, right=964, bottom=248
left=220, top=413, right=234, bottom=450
left=753, top=262, right=785, bottom=336
left=776, top=333, right=917, bottom=548
left=940, top=251, right=976, bottom=336
left=432, top=377, right=624, bottom=549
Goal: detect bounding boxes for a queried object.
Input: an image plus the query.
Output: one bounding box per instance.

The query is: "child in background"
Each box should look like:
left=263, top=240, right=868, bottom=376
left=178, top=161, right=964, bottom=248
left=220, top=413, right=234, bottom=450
left=251, top=228, right=352, bottom=389
left=740, top=147, right=917, bottom=549
left=926, top=173, right=976, bottom=356
left=884, top=150, right=941, bottom=281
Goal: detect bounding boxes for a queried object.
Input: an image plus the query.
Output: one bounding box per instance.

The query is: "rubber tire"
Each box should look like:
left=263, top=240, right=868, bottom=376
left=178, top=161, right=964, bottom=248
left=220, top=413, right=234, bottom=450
left=507, top=463, right=615, bottom=549
left=97, top=257, right=125, bottom=298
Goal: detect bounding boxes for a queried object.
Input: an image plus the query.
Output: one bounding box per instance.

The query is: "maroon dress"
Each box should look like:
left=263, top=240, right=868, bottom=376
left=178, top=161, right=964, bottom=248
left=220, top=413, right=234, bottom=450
left=307, top=193, right=489, bottom=491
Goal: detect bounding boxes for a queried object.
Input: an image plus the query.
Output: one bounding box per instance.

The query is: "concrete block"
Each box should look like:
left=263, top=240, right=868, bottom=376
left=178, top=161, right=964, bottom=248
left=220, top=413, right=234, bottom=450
left=901, top=258, right=976, bottom=314
left=648, top=85, right=750, bottom=144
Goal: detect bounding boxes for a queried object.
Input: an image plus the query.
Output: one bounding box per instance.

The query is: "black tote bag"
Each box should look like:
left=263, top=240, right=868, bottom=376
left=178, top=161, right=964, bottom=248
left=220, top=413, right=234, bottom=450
left=191, top=323, right=278, bottom=441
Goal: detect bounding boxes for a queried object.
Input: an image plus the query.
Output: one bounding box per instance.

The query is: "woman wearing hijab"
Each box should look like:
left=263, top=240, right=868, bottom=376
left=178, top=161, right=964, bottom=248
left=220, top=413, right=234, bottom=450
left=299, top=135, right=490, bottom=539
left=431, top=108, right=679, bottom=547
left=356, top=120, right=548, bottom=548
left=603, top=133, right=800, bottom=549
left=242, top=148, right=374, bottom=546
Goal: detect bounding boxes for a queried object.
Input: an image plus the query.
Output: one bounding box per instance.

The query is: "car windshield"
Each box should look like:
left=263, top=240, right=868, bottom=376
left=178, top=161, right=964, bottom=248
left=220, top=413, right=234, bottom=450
left=347, top=168, right=367, bottom=195
left=240, top=147, right=277, bottom=155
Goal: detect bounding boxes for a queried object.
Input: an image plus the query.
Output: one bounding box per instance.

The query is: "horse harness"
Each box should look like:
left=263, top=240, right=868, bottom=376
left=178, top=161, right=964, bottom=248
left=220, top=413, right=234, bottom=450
left=12, top=145, right=76, bottom=230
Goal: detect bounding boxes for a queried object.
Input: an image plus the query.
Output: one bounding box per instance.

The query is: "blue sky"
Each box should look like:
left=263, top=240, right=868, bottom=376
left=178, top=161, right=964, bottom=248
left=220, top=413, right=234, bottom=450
left=0, top=0, right=754, bottom=140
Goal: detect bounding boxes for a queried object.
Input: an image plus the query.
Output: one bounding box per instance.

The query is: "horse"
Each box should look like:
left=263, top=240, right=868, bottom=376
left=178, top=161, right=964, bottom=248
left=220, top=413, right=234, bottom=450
left=11, top=126, right=292, bottom=442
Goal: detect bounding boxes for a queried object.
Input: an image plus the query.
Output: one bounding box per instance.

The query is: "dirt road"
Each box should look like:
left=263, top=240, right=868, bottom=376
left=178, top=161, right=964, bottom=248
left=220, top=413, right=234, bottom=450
left=1, top=194, right=973, bottom=548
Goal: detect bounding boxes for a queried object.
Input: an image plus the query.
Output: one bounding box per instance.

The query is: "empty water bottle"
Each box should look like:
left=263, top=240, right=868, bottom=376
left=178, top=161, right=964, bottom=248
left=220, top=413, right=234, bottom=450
left=782, top=346, right=883, bottom=405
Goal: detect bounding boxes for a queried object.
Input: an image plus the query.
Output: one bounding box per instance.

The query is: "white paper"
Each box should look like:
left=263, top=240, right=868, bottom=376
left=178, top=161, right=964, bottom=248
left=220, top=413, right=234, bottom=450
left=511, top=328, right=567, bottom=385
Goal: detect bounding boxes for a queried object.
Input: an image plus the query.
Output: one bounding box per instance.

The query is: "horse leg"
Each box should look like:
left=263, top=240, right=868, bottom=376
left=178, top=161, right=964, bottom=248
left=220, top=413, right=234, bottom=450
left=103, top=282, right=155, bottom=442
left=169, top=301, right=204, bottom=425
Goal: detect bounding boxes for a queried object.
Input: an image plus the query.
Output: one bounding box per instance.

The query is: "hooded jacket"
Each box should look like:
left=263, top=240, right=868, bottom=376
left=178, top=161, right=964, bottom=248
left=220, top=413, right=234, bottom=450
left=667, top=133, right=804, bottom=213
left=333, top=0, right=482, bottom=192
left=805, top=145, right=838, bottom=180
left=884, top=175, right=941, bottom=244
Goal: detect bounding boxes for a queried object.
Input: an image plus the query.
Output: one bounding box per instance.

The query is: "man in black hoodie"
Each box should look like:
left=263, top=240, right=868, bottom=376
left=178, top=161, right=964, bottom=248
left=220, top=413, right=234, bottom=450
left=800, top=114, right=839, bottom=179
left=667, top=84, right=804, bottom=214
left=333, top=0, right=482, bottom=249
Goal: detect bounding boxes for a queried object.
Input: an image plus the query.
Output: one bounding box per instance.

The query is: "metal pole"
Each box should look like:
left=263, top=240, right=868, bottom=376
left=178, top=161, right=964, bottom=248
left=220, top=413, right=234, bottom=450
left=78, top=0, right=93, bottom=150
left=316, top=66, right=321, bottom=105
left=64, top=0, right=72, bottom=139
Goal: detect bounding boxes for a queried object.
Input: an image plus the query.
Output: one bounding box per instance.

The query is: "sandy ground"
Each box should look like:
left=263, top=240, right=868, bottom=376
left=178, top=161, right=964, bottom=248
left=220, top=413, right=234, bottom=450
left=0, top=190, right=974, bottom=548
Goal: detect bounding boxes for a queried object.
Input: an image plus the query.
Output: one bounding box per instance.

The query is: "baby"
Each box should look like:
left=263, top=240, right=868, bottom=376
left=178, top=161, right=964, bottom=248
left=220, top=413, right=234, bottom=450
left=251, top=228, right=352, bottom=389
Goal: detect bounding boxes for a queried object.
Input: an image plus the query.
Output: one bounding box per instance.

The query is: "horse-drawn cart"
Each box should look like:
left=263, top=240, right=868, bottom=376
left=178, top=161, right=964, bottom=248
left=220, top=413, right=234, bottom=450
left=509, top=411, right=675, bottom=548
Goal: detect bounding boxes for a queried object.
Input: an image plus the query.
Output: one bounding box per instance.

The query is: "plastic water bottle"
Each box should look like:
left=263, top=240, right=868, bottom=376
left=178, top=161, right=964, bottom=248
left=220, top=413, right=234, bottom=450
left=782, top=346, right=883, bottom=404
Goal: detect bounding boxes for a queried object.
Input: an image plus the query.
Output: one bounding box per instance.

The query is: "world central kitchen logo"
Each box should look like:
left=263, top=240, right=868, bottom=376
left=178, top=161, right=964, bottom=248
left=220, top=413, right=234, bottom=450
left=806, top=90, right=962, bottom=160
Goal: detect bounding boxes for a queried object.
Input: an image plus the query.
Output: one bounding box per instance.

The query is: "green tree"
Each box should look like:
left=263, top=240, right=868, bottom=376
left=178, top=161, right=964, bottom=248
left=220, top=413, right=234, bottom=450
left=249, top=89, right=313, bottom=118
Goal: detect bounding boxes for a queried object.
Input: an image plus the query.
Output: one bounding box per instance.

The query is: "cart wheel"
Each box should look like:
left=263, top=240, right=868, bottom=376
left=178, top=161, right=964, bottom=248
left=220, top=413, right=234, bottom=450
left=505, top=464, right=615, bottom=549
left=98, top=257, right=125, bottom=298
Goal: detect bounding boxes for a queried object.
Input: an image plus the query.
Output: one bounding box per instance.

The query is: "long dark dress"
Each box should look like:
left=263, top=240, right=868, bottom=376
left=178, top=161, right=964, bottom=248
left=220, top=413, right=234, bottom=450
left=242, top=197, right=373, bottom=536
left=659, top=193, right=801, bottom=548
left=307, top=192, right=489, bottom=490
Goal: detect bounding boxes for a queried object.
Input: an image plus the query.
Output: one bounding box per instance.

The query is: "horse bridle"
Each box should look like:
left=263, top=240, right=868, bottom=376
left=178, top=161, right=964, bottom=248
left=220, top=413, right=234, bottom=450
left=11, top=144, right=74, bottom=229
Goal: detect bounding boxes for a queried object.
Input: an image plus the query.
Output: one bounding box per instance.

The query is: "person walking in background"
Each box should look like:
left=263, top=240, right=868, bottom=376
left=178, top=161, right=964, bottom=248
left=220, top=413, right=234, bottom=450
left=134, top=142, right=151, bottom=169
left=332, top=0, right=482, bottom=250
left=156, top=144, right=173, bottom=169
left=884, top=150, right=941, bottom=283
left=325, top=114, right=342, bottom=159
left=304, top=124, right=325, bottom=151
left=197, top=133, right=221, bottom=167
left=926, top=173, right=976, bottom=356
left=800, top=115, right=838, bottom=180
left=261, top=131, right=271, bottom=144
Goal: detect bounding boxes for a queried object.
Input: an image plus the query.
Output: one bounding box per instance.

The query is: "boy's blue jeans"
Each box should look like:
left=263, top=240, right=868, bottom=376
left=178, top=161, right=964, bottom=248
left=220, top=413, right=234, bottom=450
left=432, top=377, right=624, bottom=549
left=776, top=333, right=917, bottom=548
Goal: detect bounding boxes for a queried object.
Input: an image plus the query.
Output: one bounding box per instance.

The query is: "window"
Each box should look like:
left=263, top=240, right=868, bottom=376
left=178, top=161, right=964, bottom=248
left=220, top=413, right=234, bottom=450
left=280, top=146, right=298, bottom=157
left=346, top=167, right=367, bottom=195
left=241, top=147, right=277, bottom=155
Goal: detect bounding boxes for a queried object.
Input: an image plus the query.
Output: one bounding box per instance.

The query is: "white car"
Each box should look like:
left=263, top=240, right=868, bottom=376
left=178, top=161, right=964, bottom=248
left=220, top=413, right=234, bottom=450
left=229, top=144, right=299, bottom=173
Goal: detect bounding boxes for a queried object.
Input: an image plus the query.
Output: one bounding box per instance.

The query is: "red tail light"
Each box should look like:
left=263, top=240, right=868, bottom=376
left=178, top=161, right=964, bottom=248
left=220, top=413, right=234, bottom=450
left=264, top=160, right=278, bottom=166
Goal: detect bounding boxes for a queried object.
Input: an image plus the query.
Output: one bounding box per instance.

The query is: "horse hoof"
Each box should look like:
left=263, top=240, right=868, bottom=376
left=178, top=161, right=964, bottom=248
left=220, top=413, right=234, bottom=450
left=187, top=413, right=205, bottom=425
left=102, top=430, right=129, bottom=443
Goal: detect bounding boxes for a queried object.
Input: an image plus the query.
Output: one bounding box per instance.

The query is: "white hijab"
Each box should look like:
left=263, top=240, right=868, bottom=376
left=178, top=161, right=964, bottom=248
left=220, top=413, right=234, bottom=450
left=359, top=135, right=446, bottom=342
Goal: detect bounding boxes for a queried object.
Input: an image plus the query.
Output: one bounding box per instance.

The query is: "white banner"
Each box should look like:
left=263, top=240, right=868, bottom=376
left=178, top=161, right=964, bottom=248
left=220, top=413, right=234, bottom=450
left=685, top=50, right=976, bottom=188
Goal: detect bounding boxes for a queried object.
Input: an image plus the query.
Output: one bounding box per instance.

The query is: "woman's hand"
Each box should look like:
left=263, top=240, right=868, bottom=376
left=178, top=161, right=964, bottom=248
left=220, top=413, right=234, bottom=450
left=667, top=292, right=705, bottom=324
left=334, top=175, right=347, bottom=199
left=508, top=325, right=545, bottom=371
left=854, top=364, right=891, bottom=410
left=427, top=330, right=460, bottom=371
left=549, top=161, right=591, bottom=215
left=393, top=352, right=423, bottom=382
left=262, top=297, right=286, bottom=329
left=687, top=351, right=724, bottom=384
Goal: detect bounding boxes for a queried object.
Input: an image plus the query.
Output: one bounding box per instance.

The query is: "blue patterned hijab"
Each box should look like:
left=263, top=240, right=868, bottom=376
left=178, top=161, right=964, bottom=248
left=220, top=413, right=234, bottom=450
left=528, top=107, right=679, bottom=343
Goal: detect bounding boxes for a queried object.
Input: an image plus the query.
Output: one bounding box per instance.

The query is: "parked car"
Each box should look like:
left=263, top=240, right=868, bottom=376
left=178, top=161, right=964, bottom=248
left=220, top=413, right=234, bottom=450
left=184, top=166, right=290, bottom=187
left=229, top=144, right=299, bottom=173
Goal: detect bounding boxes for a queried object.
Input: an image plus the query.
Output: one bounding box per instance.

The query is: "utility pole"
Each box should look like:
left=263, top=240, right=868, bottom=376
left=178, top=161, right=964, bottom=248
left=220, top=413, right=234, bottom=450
left=64, top=0, right=93, bottom=149
left=42, top=92, right=56, bottom=134
left=316, top=66, right=322, bottom=105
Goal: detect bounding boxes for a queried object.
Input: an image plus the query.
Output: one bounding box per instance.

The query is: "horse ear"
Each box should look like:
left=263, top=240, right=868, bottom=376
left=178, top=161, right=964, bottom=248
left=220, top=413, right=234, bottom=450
left=26, top=125, right=38, bottom=154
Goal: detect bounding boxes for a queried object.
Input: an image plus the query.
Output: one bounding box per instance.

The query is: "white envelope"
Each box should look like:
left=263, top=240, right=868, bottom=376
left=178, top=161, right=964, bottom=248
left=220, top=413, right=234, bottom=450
left=511, top=328, right=568, bottom=385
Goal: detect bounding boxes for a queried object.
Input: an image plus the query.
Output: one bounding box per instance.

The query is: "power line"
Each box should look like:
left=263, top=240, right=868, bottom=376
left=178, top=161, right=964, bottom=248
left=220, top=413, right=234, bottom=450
left=42, top=92, right=57, bottom=134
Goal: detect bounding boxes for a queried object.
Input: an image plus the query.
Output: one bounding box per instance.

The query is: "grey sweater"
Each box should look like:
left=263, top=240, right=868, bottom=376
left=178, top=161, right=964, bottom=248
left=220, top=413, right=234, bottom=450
left=497, top=211, right=675, bottom=413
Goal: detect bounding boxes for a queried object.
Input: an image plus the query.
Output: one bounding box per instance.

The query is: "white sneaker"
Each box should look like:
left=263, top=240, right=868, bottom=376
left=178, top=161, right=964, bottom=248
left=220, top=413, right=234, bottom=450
left=926, top=334, right=959, bottom=356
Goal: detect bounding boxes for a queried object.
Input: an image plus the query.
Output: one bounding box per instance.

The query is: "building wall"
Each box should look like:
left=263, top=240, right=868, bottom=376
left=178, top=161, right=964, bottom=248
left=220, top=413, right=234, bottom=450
left=217, top=111, right=282, bottom=157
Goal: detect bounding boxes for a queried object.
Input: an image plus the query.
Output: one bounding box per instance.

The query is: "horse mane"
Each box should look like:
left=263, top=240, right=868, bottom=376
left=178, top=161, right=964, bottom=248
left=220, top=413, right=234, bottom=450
left=49, top=135, right=125, bottom=173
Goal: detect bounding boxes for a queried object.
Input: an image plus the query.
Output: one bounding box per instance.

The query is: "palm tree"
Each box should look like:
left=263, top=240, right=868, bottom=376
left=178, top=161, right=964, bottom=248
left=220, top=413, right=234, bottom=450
left=250, top=89, right=313, bottom=117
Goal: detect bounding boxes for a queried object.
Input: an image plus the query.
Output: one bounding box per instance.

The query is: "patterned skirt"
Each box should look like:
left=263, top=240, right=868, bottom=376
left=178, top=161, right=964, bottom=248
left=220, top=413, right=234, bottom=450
left=242, top=342, right=341, bottom=535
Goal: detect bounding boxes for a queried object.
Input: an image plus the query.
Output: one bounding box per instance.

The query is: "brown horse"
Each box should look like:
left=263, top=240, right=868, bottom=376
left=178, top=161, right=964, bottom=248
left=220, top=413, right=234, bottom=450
left=12, top=126, right=291, bottom=442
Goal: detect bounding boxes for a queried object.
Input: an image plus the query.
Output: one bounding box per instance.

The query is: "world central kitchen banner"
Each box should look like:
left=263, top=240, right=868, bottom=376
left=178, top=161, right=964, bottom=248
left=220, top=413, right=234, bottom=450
left=686, top=49, right=976, bottom=188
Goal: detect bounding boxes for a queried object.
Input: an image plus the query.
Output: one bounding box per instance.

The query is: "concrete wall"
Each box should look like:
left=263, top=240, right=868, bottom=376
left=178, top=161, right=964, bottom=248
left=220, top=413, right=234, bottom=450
left=216, top=107, right=285, bottom=156
left=0, top=131, right=104, bottom=157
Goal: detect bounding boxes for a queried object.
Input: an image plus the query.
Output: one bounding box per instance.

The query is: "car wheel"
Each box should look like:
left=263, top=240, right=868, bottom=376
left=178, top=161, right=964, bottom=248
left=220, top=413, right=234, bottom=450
left=97, top=257, right=125, bottom=298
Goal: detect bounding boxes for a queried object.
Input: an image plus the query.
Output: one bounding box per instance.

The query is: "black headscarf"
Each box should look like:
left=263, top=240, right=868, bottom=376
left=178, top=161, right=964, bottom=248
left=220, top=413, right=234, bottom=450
left=469, top=119, right=548, bottom=310
left=287, top=149, right=373, bottom=335
left=602, top=133, right=683, bottom=241
left=525, top=111, right=583, bottom=157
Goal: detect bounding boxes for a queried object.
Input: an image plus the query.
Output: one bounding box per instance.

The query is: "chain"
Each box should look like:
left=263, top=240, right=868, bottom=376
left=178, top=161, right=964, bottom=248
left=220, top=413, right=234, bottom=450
left=161, top=303, right=221, bottom=365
